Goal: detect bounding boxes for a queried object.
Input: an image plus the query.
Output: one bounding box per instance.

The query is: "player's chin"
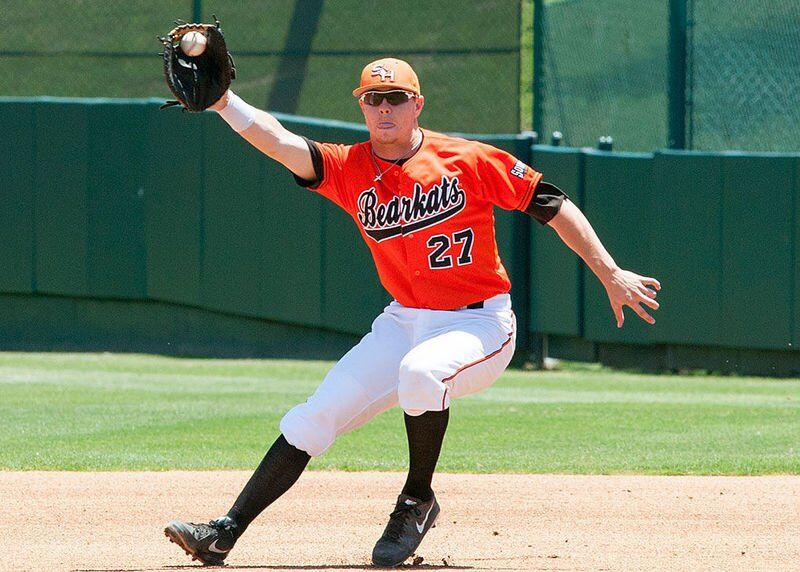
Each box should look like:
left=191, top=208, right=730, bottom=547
left=372, top=125, right=399, bottom=142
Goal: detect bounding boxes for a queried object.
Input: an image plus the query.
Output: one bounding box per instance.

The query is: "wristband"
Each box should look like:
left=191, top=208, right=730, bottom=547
left=216, top=91, right=256, bottom=132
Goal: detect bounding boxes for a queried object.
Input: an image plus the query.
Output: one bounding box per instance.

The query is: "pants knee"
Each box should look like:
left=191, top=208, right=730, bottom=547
left=398, top=358, right=446, bottom=414
left=279, top=372, right=378, bottom=457
left=279, top=403, right=337, bottom=458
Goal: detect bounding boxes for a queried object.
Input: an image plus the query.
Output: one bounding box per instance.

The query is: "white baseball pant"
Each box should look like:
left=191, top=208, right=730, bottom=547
left=280, top=293, right=516, bottom=457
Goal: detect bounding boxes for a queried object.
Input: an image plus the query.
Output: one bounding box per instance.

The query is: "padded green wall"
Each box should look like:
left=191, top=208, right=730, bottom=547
left=85, top=103, right=148, bottom=298
left=528, top=146, right=585, bottom=337
left=582, top=151, right=656, bottom=345
left=650, top=152, right=724, bottom=346
left=144, top=105, right=203, bottom=306
left=795, top=162, right=800, bottom=351
left=718, top=155, right=794, bottom=350
left=2, top=98, right=800, bottom=366
left=0, top=102, right=35, bottom=294
left=34, top=102, right=90, bottom=296
left=651, top=152, right=797, bottom=350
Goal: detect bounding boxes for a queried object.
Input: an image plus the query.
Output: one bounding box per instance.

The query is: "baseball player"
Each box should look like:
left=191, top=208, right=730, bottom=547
left=164, top=58, right=661, bottom=567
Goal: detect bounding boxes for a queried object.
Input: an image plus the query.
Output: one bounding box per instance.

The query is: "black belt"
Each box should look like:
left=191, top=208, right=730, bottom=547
left=450, top=301, right=484, bottom=311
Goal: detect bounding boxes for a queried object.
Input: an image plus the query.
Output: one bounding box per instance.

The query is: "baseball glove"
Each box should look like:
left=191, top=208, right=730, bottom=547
left=159, top=17, right=236, bottom=112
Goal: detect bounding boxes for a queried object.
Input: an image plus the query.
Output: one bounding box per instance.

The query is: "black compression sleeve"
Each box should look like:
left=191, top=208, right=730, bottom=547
left=523, top=181, right=569, bottom=225
left=292, top=136, right=324, bottom=188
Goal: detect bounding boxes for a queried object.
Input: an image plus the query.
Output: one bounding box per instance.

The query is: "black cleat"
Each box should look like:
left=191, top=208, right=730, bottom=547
left=372, top=493, right=440, bottom=567
left=164, top=515, right=238, bottom=566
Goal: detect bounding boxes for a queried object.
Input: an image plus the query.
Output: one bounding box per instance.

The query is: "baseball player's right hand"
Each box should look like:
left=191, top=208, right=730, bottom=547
left=603, top=268, right=661, bottom=328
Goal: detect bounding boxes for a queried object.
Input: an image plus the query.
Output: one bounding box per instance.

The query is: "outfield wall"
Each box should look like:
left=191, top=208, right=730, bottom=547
left=1, top=98, right=799, bottom=375
left=530, top=146, right=800, bottom=375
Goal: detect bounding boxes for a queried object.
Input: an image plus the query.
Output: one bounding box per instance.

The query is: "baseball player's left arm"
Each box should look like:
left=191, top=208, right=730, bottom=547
left=545, top=198, right=661, bottom=327
left=473, top=145, right=660, bottom=327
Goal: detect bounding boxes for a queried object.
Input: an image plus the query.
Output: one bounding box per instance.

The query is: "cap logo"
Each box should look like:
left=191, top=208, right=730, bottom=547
left=371, top=64, right=395, bottom=82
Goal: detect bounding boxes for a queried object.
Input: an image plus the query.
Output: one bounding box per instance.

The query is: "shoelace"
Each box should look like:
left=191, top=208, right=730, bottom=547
left=185, top=522, right=216, bottom=540
left=384, top=503, right=422, bottom=541
left=186, top=519, right=230, bottom=541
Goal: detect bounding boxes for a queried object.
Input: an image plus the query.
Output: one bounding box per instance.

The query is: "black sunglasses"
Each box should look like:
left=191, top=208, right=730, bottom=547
left=360, top=90, right=415, bottom=107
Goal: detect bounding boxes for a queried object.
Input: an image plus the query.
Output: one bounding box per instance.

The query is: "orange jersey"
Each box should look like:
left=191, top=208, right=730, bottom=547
left=309, top=129, right=542, bottom=309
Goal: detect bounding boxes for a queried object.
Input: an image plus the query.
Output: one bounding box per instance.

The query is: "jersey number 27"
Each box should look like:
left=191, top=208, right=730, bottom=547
left=426, top=228, right=474, bottom=269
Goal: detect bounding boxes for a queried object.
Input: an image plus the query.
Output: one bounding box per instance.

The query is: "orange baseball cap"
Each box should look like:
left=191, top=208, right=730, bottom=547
left=352, top=58, right=421, bottom=97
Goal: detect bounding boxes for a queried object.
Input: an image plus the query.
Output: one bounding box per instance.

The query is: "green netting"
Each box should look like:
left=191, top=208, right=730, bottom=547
left=6, top=2, right=799, bottom=150
left=536, top=0, right=800, bottom=152
left=689, top=0, right=800, bottom=151
left=537, top=0, right=668, bottom=151
left=1, top=0, right=521, bottom=133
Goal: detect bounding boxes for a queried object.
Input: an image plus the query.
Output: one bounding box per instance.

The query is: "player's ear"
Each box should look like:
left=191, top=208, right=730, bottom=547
left=414, top=95, right=425, bottom=117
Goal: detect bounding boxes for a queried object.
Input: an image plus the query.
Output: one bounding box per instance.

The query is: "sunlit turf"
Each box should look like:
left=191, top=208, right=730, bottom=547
left=0, top=352, right=797, bottom=474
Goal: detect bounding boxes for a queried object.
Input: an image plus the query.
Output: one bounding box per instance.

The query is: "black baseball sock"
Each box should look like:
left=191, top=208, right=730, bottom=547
left=226, top=434, right=310, bottom=537
left=401, top=408, right=450, bottom=502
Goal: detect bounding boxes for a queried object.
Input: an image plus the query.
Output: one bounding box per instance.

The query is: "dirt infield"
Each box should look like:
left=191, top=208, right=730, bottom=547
left=4, top=471, right=798, bottom=571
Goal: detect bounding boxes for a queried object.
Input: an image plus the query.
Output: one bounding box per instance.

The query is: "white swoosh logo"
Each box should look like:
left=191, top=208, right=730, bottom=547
left=415, top=503, right=435, bottom=534
left=208, top=539, right=228, bottom=554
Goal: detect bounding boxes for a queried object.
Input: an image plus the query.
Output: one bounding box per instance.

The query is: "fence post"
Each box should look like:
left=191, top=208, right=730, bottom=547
left=532, top=0, right=545, bottom=136
left=668, top=0, right=688, bottom=149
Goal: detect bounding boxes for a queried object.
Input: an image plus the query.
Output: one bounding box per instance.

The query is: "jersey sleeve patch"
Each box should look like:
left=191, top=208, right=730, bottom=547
left=510, top=160, right=527, bottom=179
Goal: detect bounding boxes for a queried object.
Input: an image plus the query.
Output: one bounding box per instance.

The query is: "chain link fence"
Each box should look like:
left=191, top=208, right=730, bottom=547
left=2, top=0, right=522, bottom=134
left=535, top=0, right=668, bottom=151
left=689, top=0, right=800, bottom=151
left=6, top=2, right=796, bottom=150
left=535, top=0, right=800, bottom=152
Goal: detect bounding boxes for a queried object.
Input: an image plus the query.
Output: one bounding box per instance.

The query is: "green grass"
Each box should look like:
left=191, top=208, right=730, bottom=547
left=0, top=352, right=798, bottom=474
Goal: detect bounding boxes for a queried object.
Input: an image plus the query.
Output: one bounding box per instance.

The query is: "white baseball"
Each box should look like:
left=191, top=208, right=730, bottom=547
left=180, top=31, right=207, bottom=57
